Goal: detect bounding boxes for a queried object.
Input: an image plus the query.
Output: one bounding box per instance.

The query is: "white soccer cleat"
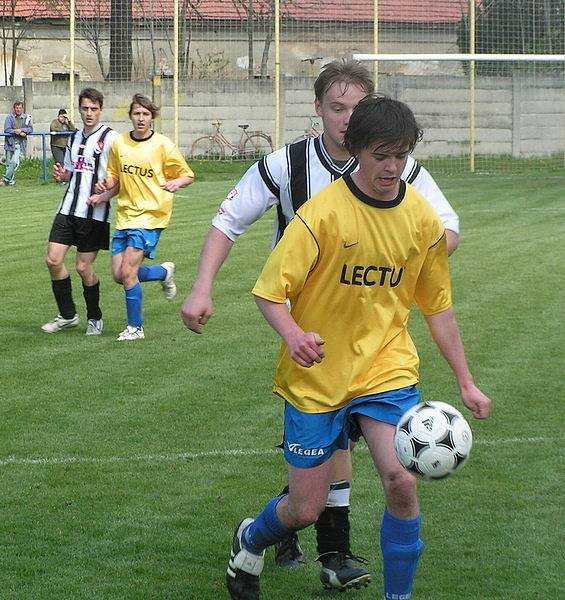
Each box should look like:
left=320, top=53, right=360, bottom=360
left=117, top=325, right=145, bottom=341
left=160, top=261, right=177, bottom=300
left=85, top=319, right=104, bottom=336
left=41, top=314, right=79, bottom=333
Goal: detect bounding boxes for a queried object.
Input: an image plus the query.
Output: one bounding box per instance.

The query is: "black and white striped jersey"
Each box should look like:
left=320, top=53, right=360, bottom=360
left=212, top=135, right=459, bottom=247
left=57, top=125, right=119, bottom=223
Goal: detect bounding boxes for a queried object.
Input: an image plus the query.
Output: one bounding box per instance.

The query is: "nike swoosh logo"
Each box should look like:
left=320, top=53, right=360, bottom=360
left=343, top=241, right=358, bottom=248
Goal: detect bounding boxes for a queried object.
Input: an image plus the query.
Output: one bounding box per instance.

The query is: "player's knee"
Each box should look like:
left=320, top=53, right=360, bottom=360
left=383, top=468, right=417, bottom=511
left=45, top=254, right=62, bottom=272
left=75, top=260, right=92, bottom=279
left=287, top=499, right=325, bottom=529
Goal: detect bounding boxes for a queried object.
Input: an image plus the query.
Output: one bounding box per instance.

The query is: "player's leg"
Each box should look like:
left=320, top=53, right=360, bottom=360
left=227, top=403, right=338, bottom=600
left=75, top=218, right=109, bottom=336
left=227, top=460, right=333, bottom=600
left=315, top=445, right=370, bottom=590
left=138, top=261, right=176, bottom=300
left=42, top=218, right=79, bottom=332
left=359, top=415, right=423, bottom=600
left=111, top=230, right=145, bottom=340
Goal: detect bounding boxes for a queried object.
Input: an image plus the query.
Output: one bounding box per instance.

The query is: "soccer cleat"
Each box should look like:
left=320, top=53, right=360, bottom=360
left=227, top=518, right=265, bottom=600
left=117, top=325, right=145, bottom=341
left=274, top=532, right=306, bottom=568
left=160, top=261, right=177, bottom=300
left=318, top=552, right=371, bottom=591
left=41, top=314, right=79, bottom=333
left=85, top=319, right=104, bottom=336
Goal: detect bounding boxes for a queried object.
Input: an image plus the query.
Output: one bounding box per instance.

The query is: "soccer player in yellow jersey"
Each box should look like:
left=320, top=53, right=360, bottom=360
left=89, top=94, right=194, bottom=341
left=226, top=95, right=491, bottom=600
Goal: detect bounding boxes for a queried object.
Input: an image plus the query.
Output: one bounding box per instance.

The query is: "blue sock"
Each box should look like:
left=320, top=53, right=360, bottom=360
left=125, top=283, right=143, bottom=327
left=138, top=265, right=166, bottom=282
left=242, top=495, right=294, bottom=554
left=380, top=509, right=424, bottom=600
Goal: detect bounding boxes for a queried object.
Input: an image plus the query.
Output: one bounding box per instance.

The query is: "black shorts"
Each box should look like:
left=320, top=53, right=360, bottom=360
left=48, top=213, right=110, bottom=253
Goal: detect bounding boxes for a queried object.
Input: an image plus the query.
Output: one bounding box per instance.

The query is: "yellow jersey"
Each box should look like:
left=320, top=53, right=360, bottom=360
left=108, top=131, right=194, bottom=230
left=252, top=176, right=451, bottom=413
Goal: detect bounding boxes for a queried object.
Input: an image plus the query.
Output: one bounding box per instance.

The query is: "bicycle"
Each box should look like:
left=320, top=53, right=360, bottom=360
left=190, top=120, right=273, bottom=160
left=292, top=117, right=321, bottom=143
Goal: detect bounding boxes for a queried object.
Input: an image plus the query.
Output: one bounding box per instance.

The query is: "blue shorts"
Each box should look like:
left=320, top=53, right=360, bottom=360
left=111, top=229, right=162, bottom=259
left=283, top=386, right=420, bottom=469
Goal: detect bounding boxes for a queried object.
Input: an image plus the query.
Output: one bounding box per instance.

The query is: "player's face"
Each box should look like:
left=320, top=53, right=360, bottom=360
left=129, top=104, right=153, bottom=138
left=79, top=99, right=102, bottom=130
left=353, top=143, right=410, bottom=201
left=13, top=104, right=23, bottom=116
left=315, top=82, right=367, bottom=160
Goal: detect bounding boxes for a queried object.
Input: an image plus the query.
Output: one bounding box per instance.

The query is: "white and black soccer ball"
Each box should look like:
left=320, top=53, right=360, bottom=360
left=394, top=401, right=473, bottom=480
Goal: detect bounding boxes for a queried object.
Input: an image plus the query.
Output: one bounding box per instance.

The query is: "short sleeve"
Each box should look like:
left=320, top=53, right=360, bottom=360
left=252, top=214, right=319, bottom=304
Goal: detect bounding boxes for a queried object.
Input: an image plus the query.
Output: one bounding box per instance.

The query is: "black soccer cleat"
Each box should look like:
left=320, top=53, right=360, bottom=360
left=227, top=518, right=265, bottom=600
left=318, top=552, right=371, bottom=591
left=274, top=532, right=306, bottom=568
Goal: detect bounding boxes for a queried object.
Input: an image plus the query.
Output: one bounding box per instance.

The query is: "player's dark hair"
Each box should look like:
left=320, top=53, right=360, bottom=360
left=344, top=94, right=423, bottom=155
left=314, top=59, right=374, bottom=101
left=129, top=93, right=159, bottom=118
left=12, top=101, right=23, bottom=109
left=79, top=87, right=104, bottom=109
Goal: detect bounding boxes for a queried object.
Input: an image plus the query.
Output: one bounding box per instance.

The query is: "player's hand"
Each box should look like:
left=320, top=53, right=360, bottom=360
left=286, top=331, right=325, bottom=368
left=460, top=384, right=491, bottom=420
left=53, top=162, right=66, bottom=182
left=180, top=290, right=213, bottom=334
left=162, top=179, right=183, bottom=193
left=87, top=193, right=105, bottom=206
left=94, top=179, right=109, bottom=194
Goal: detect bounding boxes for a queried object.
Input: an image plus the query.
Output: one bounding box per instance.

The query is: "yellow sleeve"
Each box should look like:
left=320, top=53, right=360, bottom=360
left=252, top=214, right=319, bottom=303
left=164, top=143, right=194, bottom=180
left=106, top=142, right=120, bottom=181
left=414, top=229, right=452, bottom=316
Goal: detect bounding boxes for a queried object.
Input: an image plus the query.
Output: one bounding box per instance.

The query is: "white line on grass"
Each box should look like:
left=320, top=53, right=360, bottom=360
left=0, top=436, right=562, bottom=468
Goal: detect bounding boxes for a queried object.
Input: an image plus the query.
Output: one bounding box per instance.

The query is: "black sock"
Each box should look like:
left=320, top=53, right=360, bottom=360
left=52, top=277, right=76, bottom=319
left=315, top=506, right=351, bottom=556
left=83, top=281, right=102, bottom=320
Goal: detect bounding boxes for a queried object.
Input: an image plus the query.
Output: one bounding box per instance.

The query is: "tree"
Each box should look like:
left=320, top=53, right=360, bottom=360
left=75, top=0, right=109, bottom=79
left=107, top=0, right=132, bottom=80
left=0, top=0, right=54, bottom=85
left=458, top=0, right=565, bottom=74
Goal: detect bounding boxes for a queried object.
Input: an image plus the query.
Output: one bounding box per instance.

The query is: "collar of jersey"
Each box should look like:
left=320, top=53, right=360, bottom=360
left=315, top=135, right=357, bottom=177
left=343, top=174, right=406, bottom=208
left=129, top=130, right=155, bottom=143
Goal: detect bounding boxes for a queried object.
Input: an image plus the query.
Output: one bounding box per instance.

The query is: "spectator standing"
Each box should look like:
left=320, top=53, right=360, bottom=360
left=50, top=108, right=75, bottom=166
left=2, top=101, right=33, bottom=186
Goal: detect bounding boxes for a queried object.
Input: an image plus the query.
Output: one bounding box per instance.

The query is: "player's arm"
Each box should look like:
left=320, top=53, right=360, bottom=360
left=163, top=175, right=193, bottom=193
left=181, top=156, right=283, bottom=334
left=424, top=308, right=491, bottom=420
left=254, top=297, right=325, bottom=368
left=181, top=226, right=233, bottom=333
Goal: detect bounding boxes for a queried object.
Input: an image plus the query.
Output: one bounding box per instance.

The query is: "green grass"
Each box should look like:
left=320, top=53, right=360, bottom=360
left=0, top=168, right=564, bottom=599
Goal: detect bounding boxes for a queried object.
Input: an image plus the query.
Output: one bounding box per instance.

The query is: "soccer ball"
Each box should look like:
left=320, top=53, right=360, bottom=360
left=394, top=401, right=473, bottom=480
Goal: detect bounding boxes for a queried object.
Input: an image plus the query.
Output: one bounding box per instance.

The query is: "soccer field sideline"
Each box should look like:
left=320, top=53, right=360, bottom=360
left=0, top=434, right=561, bottom=467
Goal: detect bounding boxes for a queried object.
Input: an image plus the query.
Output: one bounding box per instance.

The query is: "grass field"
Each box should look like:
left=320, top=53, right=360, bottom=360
left=1, top=164, right=563, bottom=599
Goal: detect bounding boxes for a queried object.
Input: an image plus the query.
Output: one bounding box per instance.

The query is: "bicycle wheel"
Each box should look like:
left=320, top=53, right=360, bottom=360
left=190, top=136, right=225, bottom=160
left=241, top=133, right=273, bottom=159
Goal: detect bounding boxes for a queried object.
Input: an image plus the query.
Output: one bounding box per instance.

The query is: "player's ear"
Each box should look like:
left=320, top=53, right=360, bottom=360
left=314, top=98, right=322, bottom=116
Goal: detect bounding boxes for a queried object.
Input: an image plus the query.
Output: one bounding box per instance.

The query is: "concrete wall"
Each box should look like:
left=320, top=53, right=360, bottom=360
left=1, top=73, right=562, bottom=161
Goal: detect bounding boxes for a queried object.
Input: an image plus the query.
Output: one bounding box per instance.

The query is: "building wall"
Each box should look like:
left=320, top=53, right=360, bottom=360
left=0, top=73, right=562, bottom=161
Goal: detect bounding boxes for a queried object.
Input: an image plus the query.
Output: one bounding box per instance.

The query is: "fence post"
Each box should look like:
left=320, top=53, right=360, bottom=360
left=152, top=75, right=162, bottom=133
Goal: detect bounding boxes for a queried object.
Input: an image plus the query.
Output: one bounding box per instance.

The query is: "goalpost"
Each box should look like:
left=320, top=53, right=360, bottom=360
left=354, top=52, right=565, bottom=174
